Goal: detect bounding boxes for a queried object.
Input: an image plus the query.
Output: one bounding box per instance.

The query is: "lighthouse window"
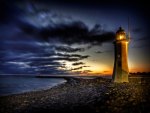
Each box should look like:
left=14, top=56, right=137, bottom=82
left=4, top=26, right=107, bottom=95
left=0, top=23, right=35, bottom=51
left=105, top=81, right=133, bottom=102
left=119, top=35, right=123, bottom=40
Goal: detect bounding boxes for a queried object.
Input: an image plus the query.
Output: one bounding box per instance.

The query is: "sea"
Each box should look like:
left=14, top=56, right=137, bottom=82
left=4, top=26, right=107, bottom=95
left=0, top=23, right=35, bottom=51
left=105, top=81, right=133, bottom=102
left=0, top=75, right=66, bottom=96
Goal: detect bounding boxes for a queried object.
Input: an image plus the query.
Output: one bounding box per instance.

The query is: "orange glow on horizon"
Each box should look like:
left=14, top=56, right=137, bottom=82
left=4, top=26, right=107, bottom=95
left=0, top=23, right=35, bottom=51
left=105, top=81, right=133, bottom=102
left=129, top=67, right=150, bottom=73
left=59, top=58, right=150, bottom=76
left=76, top=66, right=150, bottom=76
left=80, top=61, right=112, bottom=75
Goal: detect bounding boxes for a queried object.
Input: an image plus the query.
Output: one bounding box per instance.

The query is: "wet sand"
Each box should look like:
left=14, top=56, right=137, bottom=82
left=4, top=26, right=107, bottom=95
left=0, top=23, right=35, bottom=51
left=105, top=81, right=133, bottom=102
left=0, top=77, right=150, bottom=113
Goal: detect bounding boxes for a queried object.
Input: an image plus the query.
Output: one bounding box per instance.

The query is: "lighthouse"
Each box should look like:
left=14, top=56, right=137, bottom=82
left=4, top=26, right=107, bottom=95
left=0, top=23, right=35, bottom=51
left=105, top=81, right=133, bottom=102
left=112, top=27, right=130, bottom=83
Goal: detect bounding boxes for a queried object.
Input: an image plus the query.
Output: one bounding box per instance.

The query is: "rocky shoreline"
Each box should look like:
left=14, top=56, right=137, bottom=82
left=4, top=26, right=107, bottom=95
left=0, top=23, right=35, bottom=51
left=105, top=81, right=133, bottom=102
left=0, top=77, right=150, bottom=113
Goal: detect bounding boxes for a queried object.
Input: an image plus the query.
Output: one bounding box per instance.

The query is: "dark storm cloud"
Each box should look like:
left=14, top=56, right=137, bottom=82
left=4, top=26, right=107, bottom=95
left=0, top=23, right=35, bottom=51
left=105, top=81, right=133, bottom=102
left=29, top=61, right=61, bottom=67
left=0, top=37, right=90, bottom=74
left=2, top=50, right=89, bottom=63
left=55, top=46, right=85, bottom=53
left=30, top=57, right=81, bottom=62
left=82, top=70, right=92, bottom=73
left=26, top=50, right=90, bottom=73
left=70, top=66, right=83, bottom=71
left=0, top=29, right=88, bottom=74
left=27, top=53, right=89, bottom=62
left=72, top=62, right=85, bottom=66
left=82, top=66, right=90, bottom=67
left=1, top=56, right=64, bottom=74
left=0, top=0, right=114, bottom=74
left=1, top=0, right=137, bottom=75
left=70, top=65, right=90, bottom=71
left=20, top=20, right=115, bottom=45
left=3, top=0, right=115, bottom=46
left=55, top=53, right=89, bottom=60
left=2, top=41, right=45, bottom=54
left=95, top=50, right=112, bottom=54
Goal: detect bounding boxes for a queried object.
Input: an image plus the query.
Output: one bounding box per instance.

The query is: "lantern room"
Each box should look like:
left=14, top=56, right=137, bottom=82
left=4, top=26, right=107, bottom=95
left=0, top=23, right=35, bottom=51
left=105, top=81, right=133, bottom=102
left=115, top=27, right=126, bottom=41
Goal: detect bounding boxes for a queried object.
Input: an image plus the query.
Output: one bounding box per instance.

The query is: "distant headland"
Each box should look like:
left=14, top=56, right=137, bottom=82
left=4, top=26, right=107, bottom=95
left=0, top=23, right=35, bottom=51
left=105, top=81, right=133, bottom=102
left=129, top=72, right=150, bottom=77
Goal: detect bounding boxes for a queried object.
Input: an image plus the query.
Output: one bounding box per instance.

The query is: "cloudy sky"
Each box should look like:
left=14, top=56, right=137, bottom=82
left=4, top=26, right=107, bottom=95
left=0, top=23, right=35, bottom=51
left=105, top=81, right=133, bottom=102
left=0, top=0, right=150, bottom=75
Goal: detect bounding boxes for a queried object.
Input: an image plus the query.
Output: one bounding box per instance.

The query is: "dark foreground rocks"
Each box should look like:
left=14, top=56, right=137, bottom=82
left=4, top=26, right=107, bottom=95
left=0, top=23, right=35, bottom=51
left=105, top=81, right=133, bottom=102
left=0, top=77, right=150, bottom=113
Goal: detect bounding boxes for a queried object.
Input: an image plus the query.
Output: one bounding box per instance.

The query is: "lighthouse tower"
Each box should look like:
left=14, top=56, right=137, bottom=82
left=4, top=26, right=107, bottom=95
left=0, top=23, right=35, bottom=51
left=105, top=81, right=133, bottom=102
left=112, top=27, right=129, bottom=83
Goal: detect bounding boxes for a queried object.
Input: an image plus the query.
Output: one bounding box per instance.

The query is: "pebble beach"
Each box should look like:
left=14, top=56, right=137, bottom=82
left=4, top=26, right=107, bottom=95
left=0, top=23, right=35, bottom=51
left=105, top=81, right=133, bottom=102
left=0, top=77, right=150, bottom=113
